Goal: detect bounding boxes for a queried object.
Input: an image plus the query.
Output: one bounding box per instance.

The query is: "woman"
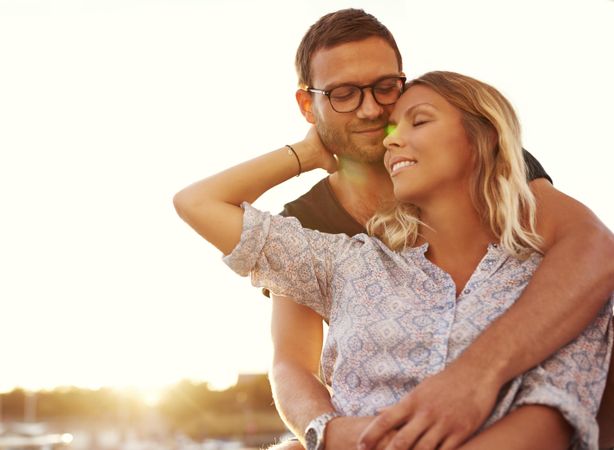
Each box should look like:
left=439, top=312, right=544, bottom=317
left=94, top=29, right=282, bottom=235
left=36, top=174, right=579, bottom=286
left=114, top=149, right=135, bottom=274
left=174, top=71, right=612, bottom=450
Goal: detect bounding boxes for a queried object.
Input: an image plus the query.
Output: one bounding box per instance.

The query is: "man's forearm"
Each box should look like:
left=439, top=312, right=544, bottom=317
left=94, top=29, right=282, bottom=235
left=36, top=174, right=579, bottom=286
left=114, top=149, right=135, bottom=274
left=357, top=213, right=613, bottom=450
left=270, top=296, right=334, bottom=442
left=453, top=180, right=614, bottom=385
left=271, top=363, right=379, bottom=449
left=270, top=359, right=336, bottom=441
left=457, top=214, right=614, bottom=387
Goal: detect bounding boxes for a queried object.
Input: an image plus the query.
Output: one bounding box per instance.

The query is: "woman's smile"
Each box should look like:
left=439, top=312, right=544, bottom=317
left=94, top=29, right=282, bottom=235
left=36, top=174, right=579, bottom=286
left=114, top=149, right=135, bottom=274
left=388, top=156, right=418, bottom=176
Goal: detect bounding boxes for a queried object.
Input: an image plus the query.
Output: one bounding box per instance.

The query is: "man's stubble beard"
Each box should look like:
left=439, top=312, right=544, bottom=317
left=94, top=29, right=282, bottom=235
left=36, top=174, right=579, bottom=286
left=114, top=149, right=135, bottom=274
left=314, top=115, right=387, bottom=164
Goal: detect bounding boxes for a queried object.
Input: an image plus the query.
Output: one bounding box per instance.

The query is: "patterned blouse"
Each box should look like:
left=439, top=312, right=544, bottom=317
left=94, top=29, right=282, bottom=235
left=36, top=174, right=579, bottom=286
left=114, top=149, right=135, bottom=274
left=223, top=203, right=613, bottom=450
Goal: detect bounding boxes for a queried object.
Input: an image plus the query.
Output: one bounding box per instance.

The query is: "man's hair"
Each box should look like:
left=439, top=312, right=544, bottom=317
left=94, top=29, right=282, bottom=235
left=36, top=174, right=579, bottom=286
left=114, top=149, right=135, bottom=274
left=295, top=8, right=403, bottom=88
left=367, top=71, right=542, bottom=258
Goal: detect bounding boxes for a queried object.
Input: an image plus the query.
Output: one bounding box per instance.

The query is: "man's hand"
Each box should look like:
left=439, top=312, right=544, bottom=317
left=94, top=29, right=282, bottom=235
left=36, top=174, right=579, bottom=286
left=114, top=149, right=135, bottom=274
left=357, top=363, right=501, bottom=450
left=326, top=416, right=385, bottom=450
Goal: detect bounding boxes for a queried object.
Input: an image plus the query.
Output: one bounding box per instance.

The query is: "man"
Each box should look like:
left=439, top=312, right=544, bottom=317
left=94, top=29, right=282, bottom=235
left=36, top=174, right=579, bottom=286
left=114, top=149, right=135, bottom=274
left=267, top=9, right=614, bottom=450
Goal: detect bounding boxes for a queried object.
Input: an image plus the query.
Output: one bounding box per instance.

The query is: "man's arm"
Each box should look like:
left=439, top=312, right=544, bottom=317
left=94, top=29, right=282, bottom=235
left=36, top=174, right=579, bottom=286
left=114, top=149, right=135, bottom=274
left=598, top=352, right=614, bottom=448
left=359, top=179, right=614, bottom=450
left=458, top=179, right=614, bottom=392
left=270, top=295, right=376, bottom=449
left=270, top=295, right=329, bottom=440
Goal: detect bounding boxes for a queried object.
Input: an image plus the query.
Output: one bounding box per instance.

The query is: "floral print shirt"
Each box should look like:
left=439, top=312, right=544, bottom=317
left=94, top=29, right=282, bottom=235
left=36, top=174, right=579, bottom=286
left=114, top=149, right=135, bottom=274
left=223, top=203, right=613, bottom=450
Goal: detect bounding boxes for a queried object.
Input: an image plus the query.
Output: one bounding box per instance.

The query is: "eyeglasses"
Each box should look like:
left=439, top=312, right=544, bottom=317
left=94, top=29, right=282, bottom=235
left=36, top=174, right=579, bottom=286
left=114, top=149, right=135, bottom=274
left=304, top=76, right=406, bottom=113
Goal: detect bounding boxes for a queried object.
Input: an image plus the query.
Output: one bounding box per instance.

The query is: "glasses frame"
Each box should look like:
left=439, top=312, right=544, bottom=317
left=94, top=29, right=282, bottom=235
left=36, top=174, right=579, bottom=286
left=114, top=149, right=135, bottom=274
left=305, top=75, right=407, bottom=113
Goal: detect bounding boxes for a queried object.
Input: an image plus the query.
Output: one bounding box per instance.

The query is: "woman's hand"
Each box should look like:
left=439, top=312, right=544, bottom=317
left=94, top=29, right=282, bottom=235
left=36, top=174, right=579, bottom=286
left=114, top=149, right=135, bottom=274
left=292, top=126, right=338, bottom=174
left=174, top=129, right=336, bottom=255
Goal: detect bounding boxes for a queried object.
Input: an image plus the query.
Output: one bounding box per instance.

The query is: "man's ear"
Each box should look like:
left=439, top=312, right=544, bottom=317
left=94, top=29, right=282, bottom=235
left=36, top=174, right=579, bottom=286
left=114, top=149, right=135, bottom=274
left=296, top=89, right=316, bottom=124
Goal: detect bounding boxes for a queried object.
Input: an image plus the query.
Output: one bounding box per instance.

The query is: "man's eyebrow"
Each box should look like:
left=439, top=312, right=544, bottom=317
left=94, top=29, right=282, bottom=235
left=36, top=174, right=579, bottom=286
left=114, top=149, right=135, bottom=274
left=323, top=73, right=402, bottom=90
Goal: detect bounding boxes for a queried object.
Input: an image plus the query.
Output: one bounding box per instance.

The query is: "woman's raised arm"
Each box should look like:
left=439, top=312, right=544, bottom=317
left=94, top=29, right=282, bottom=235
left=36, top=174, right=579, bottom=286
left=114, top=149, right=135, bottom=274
left=173, top=128, right=336, bottom=255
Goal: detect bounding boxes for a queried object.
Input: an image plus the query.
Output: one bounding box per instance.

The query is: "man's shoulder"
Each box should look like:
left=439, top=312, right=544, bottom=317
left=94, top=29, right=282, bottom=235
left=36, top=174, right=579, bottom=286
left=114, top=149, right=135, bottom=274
left=280, top=178, right=331, bottom=216
left=280, top=177, right=365, bottom=236
left=522, top=148, right=552, bottom=184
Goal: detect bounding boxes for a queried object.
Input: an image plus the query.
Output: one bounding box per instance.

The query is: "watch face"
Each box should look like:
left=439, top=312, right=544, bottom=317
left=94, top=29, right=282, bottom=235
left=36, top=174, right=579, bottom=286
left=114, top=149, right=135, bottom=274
left=305, top=427, right=318, bottom=450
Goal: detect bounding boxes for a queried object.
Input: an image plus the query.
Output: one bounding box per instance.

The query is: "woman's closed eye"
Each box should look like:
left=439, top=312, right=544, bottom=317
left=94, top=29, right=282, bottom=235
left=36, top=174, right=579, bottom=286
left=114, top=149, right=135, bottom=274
left=412, top=114, right=430, bottom=127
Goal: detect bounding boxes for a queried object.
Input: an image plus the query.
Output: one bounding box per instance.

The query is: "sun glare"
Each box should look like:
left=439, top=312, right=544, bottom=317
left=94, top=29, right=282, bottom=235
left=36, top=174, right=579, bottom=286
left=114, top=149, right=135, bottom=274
left=206, top=371, right=239, bottom=391
left=140, top=388, right=162, bottom=407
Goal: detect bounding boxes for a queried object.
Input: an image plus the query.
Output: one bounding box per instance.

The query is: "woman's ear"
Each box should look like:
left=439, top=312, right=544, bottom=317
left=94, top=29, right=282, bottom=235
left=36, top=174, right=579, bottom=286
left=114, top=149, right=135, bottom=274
left=296, top=89, right=316, bottom=124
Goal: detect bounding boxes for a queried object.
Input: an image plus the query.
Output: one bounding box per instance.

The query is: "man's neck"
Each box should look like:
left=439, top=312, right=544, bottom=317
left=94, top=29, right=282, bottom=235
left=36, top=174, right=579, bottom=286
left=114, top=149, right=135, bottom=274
left=328, top=157, right=394, bottom=227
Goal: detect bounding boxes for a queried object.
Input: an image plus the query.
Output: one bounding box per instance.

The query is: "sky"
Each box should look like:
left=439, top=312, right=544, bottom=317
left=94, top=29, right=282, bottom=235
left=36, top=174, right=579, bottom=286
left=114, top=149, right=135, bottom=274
left=1, top=0, right=613, bottom=395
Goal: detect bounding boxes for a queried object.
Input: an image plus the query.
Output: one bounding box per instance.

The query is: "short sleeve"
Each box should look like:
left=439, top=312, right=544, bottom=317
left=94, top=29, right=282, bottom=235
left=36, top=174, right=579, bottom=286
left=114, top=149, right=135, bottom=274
left=223, top=202, right=356, bottom=320
left=522, top=148, right=553, bottom=184
left=510, top=297, right=613, bottom=449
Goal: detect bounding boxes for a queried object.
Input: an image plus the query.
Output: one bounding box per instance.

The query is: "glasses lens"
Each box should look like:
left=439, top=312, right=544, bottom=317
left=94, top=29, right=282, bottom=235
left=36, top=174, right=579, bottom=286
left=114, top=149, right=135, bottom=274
left=373, top=78, right=403, bottom=105
left=329, top=85, right=361, bottom=112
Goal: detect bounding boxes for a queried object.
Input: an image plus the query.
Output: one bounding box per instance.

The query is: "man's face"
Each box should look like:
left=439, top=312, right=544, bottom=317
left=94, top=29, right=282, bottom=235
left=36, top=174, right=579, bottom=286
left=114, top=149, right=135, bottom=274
left=307, top=37, right=402, bottom=164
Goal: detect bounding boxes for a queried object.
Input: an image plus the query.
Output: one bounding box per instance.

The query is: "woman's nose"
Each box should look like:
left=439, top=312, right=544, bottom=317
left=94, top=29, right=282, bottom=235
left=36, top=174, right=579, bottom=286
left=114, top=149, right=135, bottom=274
left=383, top=125, right=399, bottom=149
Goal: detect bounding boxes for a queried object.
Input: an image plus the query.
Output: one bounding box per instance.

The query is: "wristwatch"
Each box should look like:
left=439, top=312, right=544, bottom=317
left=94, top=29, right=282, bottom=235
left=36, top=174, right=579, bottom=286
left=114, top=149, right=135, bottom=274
left=304, top=411, right=340, bottom=450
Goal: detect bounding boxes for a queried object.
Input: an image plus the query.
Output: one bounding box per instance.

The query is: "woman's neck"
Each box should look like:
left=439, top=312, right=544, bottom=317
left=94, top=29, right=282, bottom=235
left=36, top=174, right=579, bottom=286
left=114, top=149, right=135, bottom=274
left=417, top=191, right=496, bottom=295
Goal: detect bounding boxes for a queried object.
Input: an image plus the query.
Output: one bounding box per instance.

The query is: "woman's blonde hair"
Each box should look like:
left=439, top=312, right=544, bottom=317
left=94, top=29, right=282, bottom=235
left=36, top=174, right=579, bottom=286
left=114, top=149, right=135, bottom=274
left=367, top=71, right=542, bottom=257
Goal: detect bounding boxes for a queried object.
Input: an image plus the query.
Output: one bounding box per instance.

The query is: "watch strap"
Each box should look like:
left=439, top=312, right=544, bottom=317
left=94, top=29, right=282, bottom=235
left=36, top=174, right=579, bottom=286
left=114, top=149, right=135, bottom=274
left=305, top=411, right=340, bottom=450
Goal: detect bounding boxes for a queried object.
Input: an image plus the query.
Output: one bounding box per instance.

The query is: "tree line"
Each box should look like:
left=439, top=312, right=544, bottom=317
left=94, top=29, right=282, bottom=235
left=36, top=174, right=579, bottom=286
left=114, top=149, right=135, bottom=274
left=0, top=375, right=285, bottom=439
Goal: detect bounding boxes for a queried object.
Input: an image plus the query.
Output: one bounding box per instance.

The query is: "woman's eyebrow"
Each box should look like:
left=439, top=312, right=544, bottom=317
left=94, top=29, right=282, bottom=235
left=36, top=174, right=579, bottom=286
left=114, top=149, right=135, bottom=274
left=403, top=102, right=436, bottom=121
left=389, top=102, right=435, bottom=125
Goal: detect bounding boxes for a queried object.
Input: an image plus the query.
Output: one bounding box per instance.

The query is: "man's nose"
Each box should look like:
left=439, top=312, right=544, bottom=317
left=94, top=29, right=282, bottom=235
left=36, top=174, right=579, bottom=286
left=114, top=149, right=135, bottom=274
left=356, top=88, right=384, bottom=120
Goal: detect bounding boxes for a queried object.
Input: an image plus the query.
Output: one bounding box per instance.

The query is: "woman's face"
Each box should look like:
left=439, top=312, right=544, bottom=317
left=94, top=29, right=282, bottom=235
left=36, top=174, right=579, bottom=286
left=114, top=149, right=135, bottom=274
left=383, top=84, right=475, bottom=205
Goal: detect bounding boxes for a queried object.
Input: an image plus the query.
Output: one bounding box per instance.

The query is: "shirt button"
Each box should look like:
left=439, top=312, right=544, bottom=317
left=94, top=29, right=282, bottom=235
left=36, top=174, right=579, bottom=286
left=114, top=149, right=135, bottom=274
left=463, top=288, right=471, bottom=295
